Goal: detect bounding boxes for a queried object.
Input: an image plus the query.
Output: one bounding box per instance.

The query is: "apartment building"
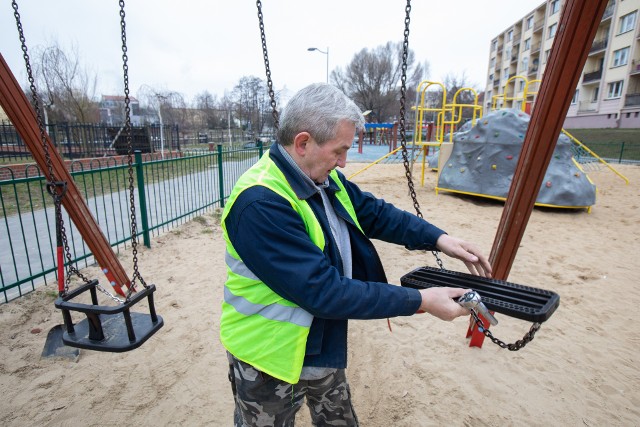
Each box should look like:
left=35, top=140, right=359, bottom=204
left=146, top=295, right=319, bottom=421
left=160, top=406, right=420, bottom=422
left=485, top=0, right=640, bottom=129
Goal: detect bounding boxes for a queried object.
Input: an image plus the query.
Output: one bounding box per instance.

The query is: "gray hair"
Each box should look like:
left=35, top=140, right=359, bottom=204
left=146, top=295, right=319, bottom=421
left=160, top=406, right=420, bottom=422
left=277, top=83, right=365, bottom=146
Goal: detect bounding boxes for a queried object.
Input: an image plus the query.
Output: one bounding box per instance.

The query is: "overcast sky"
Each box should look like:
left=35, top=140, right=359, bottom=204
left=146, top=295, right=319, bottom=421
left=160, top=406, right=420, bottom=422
left=1, top=0, right=544, bottom=105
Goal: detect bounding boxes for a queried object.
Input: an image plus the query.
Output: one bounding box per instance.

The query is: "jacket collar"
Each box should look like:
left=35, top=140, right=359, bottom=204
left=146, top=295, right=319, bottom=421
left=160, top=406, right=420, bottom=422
left=270, top=144, right=340, bottom=200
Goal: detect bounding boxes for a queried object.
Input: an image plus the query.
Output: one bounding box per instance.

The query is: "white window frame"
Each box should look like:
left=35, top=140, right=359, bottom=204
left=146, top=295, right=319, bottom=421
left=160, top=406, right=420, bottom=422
left=550, top=0, right=560, bottom=15
left=548, top=23, right=557, bottom=39
left=612, top=47, right=630, bottom=67
left=571, top=89, right=579, bottom=104
left=619, top=11, right=637, bottom=35
left=508, top=30, right=513, bottom=42
left=607, top=81, right=623, bottom=99
left=527, top=16, right=534, bottom=30
left=524, top=38, right=531, bottom=51
left=592, top=87, right=599, bottom=102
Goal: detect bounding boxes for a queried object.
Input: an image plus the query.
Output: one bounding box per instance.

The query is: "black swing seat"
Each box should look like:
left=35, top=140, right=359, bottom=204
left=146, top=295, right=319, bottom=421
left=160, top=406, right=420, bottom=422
left=400, top=266, right=560, bottom=323
left=54, top=280, right=164, bottom=353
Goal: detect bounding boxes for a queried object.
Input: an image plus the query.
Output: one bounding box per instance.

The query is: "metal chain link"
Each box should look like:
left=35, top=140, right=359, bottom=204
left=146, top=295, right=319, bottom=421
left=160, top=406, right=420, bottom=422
left=11, top=0, right=92, bottom=293
left=119, top=0, right=147, bottom=297
left=469, top=310, right=541, bottom=351
left=256, top=0, right=279, bottom=130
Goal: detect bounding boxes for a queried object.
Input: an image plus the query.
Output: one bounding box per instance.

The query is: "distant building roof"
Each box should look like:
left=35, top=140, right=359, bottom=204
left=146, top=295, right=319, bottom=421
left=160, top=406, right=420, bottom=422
left=101, top=95, right=139, bottom=102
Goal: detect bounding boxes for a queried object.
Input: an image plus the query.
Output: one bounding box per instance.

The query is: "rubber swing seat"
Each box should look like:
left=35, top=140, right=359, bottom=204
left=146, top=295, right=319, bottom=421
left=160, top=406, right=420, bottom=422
left=400, top=266, right=559, bottom=323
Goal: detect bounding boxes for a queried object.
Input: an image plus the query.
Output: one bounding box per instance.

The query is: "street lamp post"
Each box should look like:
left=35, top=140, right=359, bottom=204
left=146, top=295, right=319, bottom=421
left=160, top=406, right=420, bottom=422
left=307, top=47, right=329, bottom=84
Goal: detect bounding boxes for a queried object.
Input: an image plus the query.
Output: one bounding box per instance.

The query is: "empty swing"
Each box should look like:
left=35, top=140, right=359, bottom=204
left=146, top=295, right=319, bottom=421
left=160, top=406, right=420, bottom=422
left=254, top=0, right=560, bottom=351
left=9, top=0, right=163, bottom=353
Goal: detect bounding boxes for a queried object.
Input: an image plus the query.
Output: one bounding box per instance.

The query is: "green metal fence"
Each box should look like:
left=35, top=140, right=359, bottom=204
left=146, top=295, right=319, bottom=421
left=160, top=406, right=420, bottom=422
left=0, top=143, right=266, bottom=303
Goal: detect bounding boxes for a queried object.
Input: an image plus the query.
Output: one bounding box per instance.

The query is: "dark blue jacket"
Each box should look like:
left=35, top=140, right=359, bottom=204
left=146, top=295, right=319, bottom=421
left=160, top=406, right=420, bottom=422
left=223, top=146, right=446, bottom=369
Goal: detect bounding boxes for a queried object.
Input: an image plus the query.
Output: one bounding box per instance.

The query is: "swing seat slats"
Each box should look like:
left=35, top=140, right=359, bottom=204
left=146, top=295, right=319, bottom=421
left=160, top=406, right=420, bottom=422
left=55, top=280, right=164, bottom=353
left=400, top=266, right=560, bottom=323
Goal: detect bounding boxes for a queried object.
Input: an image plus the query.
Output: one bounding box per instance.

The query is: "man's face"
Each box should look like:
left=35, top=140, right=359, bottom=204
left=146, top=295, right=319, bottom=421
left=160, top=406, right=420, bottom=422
left=300, top=121, right=355, bottom=183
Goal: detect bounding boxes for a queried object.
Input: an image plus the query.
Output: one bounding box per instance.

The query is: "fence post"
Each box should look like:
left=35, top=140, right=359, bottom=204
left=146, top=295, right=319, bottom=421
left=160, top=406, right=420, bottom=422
left=258, top=140, right=264, bottom=157
left=175, top=125, right=181, bottom=152
left=217, top=143, right=225, bottom=207
left=63, top=122, right=72, bottom=158
left=619, top=141, right=625, bottom=164
left=134, top=150, right=151, bottom=248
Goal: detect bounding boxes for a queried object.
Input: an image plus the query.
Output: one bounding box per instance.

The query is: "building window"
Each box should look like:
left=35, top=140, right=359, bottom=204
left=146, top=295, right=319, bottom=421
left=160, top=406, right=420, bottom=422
left=612, top=47, right=630, bottom=67
left=607, top=81, right=624, bottom=98
left=527, top=16, right=534, bottom=29
left=524, top=38, right=531, bottom=51
left=619, top=11, right=637, bottom=35
left=571, top=89, right=579, bottom=104
left=489, top=73, right=494, bottom=82
left=592, top=87, right=599, bottom=102
left=491, top=39, right=497, bottom=51
left=635, top=112, right=639, bottom=117
left=508, top=30, right=513, bottom=42
left=490, top=57, right=496, bottom=67
left=544, top=49, right=551, bottom=64
left=548, top=23, right=558, bottom=39
left=550, top=0, right=560, bottom=15
left=503, top=67, right=509, bottom=81
left=627, top=113, right=631, bottom=118
left=519, top=81, right=525, bottom=91
left=522, top=57, right=529, bottom=73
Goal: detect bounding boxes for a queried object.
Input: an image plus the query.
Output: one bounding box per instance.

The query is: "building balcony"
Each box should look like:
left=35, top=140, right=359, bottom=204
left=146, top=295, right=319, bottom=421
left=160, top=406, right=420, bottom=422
left=624, top=93, right=640, bottom=107
left=493, top=79, right=500, bottom=87
left=583, top=69, right=603, bottom=83
left=531, top=41, right=542, bottom=54
left=630, top=62, right=640, bottom=75
left=578, top=101, right=598, bottom=112
left=528, top=67, right=539, bottom=76
left=533, top=19, right=544, bottom=32
left=601, top=3, right=614, bottom=21
left=589, top=38, right=608, bottom=54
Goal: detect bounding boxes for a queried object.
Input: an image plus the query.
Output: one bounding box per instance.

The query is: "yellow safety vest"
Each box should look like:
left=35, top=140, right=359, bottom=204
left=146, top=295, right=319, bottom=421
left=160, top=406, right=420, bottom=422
left=220, top=151, right=362, bottom=384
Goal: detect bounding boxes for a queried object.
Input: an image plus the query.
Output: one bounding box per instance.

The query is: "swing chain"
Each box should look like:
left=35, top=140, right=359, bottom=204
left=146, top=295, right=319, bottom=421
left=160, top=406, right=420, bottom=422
left=119, top=0, right=147, bottom=297
left=12, top=0, right=92, bottom=293
left=256, top=0, right=279, bottom=130
left=469, top=310, right=541, bottom=351
left=396, top=0, right=445, bottom=270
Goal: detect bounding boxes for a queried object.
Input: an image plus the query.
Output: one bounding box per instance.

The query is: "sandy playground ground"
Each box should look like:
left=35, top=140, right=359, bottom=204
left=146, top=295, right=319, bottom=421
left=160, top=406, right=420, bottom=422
left=0, top=162, right=639, bottom=426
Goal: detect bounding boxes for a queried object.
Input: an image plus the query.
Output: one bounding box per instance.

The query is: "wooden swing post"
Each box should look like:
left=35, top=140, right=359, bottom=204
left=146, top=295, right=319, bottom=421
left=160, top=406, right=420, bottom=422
left=467, top=0, right=609, bottom=347
left=0, top=53, right=131, bottom=296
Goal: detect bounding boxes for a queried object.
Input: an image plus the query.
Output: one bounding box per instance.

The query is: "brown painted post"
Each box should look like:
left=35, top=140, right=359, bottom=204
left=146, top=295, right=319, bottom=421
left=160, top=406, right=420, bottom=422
left=0, top=53, right=131, bottom=296
left=468, top=0, right=609, bottom=347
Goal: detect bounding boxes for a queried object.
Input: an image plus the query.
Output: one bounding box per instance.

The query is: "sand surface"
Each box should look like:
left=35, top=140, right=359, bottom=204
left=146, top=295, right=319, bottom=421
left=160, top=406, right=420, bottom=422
left=0, top=162, right=638, bottom=426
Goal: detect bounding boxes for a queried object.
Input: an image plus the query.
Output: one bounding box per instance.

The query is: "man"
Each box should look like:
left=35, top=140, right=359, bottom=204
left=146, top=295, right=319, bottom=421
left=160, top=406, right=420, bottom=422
left=220, top=83, right=491, bottom=426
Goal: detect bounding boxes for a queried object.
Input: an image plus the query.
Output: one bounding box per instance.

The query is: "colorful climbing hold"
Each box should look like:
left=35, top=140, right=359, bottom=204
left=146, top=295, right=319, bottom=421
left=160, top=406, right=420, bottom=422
left=545, top=181, right=552, bottom=188
left=506, top=155, right=513, bottom=160
left=491, top=164, right=497, bottom=170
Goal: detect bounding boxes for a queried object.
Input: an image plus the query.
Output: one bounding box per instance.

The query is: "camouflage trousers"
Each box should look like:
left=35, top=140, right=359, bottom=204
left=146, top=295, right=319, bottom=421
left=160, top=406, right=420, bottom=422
left=227, top=353, right=359, bottom=427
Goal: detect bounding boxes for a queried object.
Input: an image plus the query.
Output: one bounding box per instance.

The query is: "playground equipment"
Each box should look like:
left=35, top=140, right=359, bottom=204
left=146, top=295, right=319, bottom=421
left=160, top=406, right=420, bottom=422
left=4, top=0, right=163, bottom=353
left=411, top=82, right=484, bottom=186
left=436, top=108, right=598, bottom=211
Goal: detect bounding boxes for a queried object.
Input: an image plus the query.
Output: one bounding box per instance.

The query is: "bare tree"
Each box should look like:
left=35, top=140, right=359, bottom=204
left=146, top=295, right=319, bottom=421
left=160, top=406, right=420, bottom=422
left=31, top=41, right=98, bottom=123
left=231, top=76, right=277, bottom=136
left=332, top=41, right=428, bottom=123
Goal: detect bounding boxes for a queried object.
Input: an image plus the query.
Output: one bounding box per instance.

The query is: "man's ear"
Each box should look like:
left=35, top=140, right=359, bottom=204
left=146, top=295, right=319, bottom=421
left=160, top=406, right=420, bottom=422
left=293, top=131, right=312, bottom=157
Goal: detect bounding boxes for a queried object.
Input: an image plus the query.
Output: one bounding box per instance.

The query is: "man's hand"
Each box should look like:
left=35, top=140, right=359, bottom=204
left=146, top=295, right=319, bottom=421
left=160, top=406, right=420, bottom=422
left=418, top=287, right=471, bottom=320
left=435, top=234, right=492, bottom=278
